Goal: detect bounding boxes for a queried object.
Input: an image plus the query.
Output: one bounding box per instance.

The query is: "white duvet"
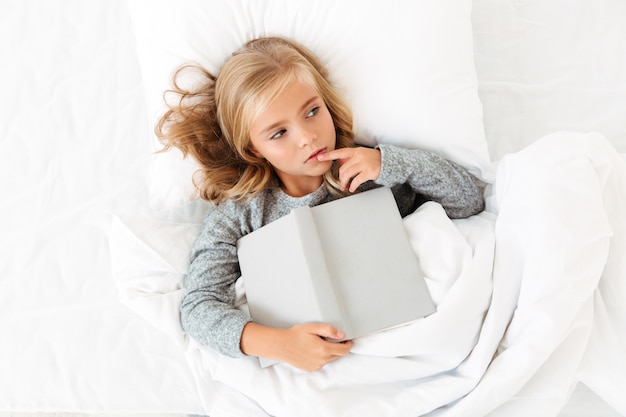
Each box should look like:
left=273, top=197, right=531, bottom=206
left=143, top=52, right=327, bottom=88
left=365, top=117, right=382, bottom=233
left=112, top=131, right=626, bottom=417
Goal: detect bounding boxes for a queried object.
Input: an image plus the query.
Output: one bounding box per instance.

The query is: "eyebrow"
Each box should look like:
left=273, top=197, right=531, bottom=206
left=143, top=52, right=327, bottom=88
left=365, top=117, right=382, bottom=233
left=258, top=95, right=320, bottom=135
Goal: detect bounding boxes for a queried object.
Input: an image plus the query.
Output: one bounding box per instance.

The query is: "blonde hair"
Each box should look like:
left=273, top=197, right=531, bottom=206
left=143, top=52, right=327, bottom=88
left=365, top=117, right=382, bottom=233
left=155, top=36, right=355, bottom=203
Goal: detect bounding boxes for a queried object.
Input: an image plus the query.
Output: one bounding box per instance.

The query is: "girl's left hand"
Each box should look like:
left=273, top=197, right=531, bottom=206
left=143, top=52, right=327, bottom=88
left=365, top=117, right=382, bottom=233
left=317, top=147, right=381, bottom=192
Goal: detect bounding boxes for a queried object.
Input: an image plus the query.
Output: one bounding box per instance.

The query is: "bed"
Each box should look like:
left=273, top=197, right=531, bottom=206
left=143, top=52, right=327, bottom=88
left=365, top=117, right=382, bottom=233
left=1, top=0, right=625, bottom=416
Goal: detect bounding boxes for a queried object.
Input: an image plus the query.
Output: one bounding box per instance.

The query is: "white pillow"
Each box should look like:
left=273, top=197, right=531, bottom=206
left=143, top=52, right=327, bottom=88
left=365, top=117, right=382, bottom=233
left=128, top=0, right=493, bottom=210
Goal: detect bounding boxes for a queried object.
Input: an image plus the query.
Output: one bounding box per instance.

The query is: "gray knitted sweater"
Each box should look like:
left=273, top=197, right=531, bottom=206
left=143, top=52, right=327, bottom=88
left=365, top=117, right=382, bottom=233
left=181, top=144, right=485, bottom=357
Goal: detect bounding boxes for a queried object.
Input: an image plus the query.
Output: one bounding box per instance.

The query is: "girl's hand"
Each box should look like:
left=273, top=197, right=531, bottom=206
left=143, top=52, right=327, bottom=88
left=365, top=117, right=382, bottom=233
left=317, top=147, right=381, bottom=192
left=280, top=323, right=352, bottom=371
left=241, top=322, right=352, bottom=372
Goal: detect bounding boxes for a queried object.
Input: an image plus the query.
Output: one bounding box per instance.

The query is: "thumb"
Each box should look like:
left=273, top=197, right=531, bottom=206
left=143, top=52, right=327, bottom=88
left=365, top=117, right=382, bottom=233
left=310, top=324, right=345, bottom=340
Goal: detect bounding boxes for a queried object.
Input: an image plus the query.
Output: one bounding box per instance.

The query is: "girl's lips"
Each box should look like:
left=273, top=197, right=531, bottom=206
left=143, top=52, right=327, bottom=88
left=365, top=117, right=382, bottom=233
left=306, top=148, right=326, bottom=163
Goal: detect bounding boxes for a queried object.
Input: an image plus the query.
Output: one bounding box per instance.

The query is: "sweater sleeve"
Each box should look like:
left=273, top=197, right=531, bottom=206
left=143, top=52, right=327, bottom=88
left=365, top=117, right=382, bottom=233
left=374, top=144, right=485, bottom=218
left=180, top=205, right=251, bottom=358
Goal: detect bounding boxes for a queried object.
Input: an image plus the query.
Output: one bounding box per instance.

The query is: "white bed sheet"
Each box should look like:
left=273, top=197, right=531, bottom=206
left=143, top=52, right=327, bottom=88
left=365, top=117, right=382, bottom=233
left=473, top=0, right=626, bottom=161
left=0, top=0, right=201, bottom=413
left=1, top=0, right=625, bottom=416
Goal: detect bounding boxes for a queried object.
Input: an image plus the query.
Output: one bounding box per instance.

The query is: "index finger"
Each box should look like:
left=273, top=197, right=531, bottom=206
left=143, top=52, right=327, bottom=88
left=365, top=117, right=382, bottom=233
left=317, top=147, right=355, bottom=162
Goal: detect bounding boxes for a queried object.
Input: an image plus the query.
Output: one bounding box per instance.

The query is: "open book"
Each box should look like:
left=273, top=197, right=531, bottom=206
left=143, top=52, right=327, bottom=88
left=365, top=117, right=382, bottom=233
left=237, top=187, right=436, bottom=367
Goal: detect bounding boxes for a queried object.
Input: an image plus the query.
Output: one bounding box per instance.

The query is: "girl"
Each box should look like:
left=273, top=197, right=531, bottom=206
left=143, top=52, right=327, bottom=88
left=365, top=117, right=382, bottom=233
left=156, top=36, right=485, bottom=372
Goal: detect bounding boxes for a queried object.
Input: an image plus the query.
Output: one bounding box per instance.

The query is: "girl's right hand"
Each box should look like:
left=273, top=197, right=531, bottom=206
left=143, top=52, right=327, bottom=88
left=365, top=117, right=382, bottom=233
left=280, top=323, right=353, bottom=371
left=241, top=322, right=353, bottom=372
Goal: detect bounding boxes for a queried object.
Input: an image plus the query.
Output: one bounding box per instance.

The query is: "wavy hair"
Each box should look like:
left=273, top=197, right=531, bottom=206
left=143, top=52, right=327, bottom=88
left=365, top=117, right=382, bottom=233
left=155, top=36, right=355, bottom=203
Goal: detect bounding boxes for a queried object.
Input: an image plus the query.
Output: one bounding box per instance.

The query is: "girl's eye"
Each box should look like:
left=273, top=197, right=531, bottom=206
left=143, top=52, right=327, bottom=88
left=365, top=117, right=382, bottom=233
left=306, top=106, right=320, bottom=118
left=270, top=129, right=286, bottom=140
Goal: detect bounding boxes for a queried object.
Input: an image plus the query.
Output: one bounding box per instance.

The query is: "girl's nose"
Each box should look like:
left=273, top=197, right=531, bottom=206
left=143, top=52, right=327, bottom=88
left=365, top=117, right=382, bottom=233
left=297, top=125, right=316, bottom=147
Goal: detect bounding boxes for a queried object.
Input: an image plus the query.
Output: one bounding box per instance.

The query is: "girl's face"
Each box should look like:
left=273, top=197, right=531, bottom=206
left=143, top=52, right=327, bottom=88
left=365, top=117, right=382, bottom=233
left=248, top=81, right=336, bottom=197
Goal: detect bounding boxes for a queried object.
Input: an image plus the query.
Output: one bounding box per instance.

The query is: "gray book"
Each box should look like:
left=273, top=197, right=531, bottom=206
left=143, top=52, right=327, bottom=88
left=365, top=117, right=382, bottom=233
left=237, top=187, right=436, bottom=367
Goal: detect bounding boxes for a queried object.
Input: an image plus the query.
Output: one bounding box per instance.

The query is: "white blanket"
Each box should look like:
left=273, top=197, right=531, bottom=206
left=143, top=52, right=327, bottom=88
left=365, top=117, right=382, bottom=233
left=113, top=131, right=626, bottom=416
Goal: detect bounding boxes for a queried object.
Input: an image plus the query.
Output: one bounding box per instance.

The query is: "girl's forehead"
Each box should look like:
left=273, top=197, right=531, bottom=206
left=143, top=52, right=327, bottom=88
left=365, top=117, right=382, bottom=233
left=247, top=81, right=322, bottom=133
left=249, top=77, right=321, bottom=120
